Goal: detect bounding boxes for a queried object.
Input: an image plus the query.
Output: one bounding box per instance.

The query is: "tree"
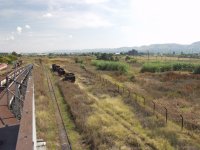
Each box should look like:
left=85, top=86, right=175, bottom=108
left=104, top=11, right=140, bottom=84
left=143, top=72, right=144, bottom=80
left=96, top=53, right=114, bottom=61
left=126, top=49, right=138, bottom=55
left=11, top=51, right=18, bottom=56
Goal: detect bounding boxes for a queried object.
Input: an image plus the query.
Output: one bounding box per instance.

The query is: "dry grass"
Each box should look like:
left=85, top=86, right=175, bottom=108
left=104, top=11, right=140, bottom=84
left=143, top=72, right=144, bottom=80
left=38, top=56, right=200, bottom=149
left=33, top=59, right=61, bottom=149
left=49, top=70, right=88, bottom=150
left=56, top=63, right=173, bottom=149
left=72, top=56, right=200, bottom=149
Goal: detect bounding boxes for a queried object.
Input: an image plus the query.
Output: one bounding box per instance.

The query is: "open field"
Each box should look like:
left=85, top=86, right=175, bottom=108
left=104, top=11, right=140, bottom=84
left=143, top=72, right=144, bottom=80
left=28, top=55, right=200, bottom=149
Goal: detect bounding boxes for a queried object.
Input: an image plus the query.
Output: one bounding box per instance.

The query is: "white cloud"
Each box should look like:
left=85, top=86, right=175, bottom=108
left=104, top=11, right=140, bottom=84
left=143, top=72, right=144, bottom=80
left=5, top=35, right=15, bottom=41
left=84, top=0, right=108, bottom=4
left=68, top=34, right=73, bottom=38
left=16, top=26, right=22, bottom=34
left=120, top=26, right=133, bottom=33
left=43, top=13, right=53, bottom=18
left=55, top=12, right=113, bottom=29
left=25, top=25, right=31, bottom=29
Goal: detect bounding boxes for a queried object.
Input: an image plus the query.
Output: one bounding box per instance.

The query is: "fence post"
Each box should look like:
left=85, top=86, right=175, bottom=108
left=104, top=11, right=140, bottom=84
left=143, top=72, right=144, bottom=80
left=143, top=97, right=145, bottom=105
left=101, top=78, right=105, bottom=86
left=164, top=107, right=168, bottom=124
left=152, top=101, right=155, bottom=114
left=180, top=115, right=184, bottom=130
left=117, top=85, right=120, bottom=93
left=128, top=89, right=130, bottom=97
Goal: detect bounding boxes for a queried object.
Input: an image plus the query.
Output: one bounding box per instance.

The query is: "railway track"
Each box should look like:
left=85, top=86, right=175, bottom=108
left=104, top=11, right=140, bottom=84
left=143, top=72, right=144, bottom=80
left=42, top=64, right=72, bottom=150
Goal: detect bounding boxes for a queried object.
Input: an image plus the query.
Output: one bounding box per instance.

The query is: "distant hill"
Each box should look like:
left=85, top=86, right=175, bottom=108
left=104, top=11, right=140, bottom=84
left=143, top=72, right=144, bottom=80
left=49, top=41, right=200, bottom=54
left=119, top=41, right=200, bottom=54
left=133, top=41, right=200, bottom=54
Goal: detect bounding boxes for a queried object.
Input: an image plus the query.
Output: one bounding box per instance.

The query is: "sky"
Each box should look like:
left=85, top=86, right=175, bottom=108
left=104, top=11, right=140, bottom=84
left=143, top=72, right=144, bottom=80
left=0, top=0, right=200, bottom=53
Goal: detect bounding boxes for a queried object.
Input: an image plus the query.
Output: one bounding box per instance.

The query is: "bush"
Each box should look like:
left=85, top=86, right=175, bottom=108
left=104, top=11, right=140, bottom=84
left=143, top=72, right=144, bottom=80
left=95, top=53, right=114, bottom=61
left=80, top=64, right=86, bottom=70
left=130, top=75, right=135, bottom=82
left=74, top=57, right=83, bottom=64
left=193, top=66, right=200, bottom=74
left=141, top=64, right=158, bottom=73
left=92, top=60, right=129, bottom=74
left=141, top=61, right=197, bottom=73
left=0, top=55, right=17, bottom=64
left=172, top=63, right=182, bottom=71
left=125, top=56, right=131, bottom=61
left=128, top=58, right=137, bottom=64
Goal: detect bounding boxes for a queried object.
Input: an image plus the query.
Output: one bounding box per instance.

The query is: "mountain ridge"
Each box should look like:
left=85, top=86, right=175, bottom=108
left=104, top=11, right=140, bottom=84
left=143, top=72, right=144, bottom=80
left=50, top=41, right=200, bottom=54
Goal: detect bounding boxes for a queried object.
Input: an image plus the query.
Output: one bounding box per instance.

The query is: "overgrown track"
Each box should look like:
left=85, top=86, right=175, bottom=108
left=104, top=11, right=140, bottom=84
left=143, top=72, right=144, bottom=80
left=43, top=64, right=72, bottom=150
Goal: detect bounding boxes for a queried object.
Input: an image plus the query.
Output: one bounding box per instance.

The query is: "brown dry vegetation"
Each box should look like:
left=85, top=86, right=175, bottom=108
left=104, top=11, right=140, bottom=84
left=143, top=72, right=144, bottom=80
left=31, top=56, right=200, bottom=150
left=50, top=58, right=199, bottom=149
left=82, top=56, right=200, bottom=143
left=84, top=56, right=200, bottom=133
left=57, top=77, right=165, bottom=149
left=136, top=72, right=200, bottom=126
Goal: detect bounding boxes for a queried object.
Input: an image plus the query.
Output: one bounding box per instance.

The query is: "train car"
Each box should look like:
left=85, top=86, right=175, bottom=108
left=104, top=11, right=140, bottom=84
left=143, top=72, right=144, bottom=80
left=51, top=64, right=76, bottom=83
left=64, top=73, right=75, bottom=83
left=58, top=68, right=65, bottom=76
left=52, top=64, right=60, bottom=72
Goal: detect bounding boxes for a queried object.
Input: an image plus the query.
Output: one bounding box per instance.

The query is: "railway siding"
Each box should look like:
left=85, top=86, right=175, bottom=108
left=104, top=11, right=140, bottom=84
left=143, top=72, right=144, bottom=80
left=43, top=65, right=72, bottom=150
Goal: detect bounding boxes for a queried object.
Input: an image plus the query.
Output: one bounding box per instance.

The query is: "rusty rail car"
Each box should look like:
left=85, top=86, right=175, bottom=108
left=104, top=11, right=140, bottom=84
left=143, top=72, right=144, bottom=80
left=51, top=64, right=75, bottom=83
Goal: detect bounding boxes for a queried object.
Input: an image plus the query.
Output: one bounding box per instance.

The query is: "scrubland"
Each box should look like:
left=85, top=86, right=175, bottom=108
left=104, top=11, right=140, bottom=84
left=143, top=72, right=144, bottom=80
left=31, top=55, right=200, bottom=150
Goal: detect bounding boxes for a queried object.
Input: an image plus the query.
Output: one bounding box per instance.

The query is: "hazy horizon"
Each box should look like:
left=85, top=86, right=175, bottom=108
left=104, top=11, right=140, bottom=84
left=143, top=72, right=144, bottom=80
left=1, top=0, right=200, bottom=53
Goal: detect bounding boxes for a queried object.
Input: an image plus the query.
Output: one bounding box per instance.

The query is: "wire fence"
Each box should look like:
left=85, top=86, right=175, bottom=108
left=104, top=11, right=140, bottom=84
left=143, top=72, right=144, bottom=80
left=85, top=69, right=200, bottom=134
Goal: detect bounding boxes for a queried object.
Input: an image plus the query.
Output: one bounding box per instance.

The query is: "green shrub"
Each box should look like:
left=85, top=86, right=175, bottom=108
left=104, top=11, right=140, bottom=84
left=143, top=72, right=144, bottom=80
left=130, top=75, right=135, bottom=82
left=75, top=57, right=83, bottom=64
left=80, top=64, right=86, bottom=70
left=128, top=58, right=137, bottom=64
left=141, top=64, right=158, bottom=73
left=125, top=56, right=131, bottom=61
left=0, top=55, right=17, bottom=64
left=141, top=61, right=196, bottom=73
left=172, top=63, right=182, bottom=71
left=193, top=66, right=200, bottom=74
left=92, top=60, right=129, bottom=74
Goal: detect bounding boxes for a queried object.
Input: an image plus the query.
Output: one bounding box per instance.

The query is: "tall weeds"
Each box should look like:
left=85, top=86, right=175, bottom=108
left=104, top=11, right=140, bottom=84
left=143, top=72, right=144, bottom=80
left=141, top=61, right=199, bottom=73
left=92, top=60, right=129, bottom=74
